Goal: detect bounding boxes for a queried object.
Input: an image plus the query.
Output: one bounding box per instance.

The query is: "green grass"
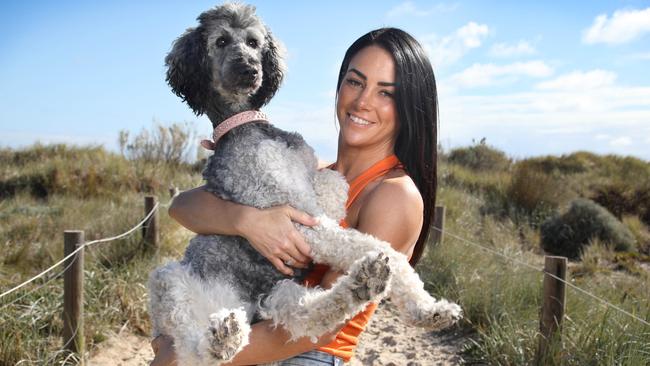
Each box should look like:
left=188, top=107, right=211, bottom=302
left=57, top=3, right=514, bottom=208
left=0, top=140, right=200, bottom=365
left=2, top=142, right=650, bottom=365
left=419, top=181, right=650, bottom=365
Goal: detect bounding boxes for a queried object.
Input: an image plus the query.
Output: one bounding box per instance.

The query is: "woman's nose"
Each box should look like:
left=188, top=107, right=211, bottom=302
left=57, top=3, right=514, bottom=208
left=354, top=88, right=373, bottom=110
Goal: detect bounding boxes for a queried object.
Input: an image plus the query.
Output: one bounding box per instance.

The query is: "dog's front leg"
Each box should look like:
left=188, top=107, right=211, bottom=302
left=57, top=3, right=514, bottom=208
left=299, top=217, right=462, bottom=331
left=258, top=252, right=391, bottom=341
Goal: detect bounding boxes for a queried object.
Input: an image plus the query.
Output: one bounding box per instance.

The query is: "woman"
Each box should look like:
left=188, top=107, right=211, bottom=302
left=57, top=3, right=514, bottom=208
left=152, top=27, right=438, bottom=365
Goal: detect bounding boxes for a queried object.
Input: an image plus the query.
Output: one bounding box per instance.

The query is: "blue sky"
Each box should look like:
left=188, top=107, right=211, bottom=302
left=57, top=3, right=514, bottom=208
left=1, top=0, right=649, bottom=162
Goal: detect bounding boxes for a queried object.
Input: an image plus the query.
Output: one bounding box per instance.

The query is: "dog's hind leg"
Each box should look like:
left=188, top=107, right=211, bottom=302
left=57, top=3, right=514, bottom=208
left=258, top=252, right=391, bottom=341
left=148, top=262, right=252, bottom=365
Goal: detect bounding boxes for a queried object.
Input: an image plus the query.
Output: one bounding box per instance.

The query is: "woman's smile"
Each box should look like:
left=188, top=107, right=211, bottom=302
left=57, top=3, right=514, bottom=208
left=348, top=114, right=374, bottom=126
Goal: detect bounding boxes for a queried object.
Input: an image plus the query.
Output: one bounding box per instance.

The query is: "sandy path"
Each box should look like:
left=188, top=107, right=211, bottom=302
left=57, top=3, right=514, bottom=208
left=88, top=301, right=465, bottom=365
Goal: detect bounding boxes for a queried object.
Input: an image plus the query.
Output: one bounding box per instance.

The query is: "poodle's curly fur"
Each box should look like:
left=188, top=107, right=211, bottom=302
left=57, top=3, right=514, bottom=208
left=148, top=3, right=461, bottom=365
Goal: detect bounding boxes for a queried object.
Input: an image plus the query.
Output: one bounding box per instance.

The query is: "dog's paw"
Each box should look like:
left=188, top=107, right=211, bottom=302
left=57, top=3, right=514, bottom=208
left=350, top=252, right=392, bottom=301
left=207, top=309, right=247, bottom=361
left=406, top=299, right=463, bottom=330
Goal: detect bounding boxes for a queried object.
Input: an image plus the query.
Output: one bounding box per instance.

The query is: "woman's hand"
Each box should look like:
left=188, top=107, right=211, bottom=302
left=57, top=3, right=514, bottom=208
left=236, top=204, right=318, bottom=276
left=169, top=187, right=318, bottom=276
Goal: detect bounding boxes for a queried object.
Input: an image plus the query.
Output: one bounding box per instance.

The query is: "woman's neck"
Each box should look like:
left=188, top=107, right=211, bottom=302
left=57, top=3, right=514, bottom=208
left=335, top=140, right=395, bottom=183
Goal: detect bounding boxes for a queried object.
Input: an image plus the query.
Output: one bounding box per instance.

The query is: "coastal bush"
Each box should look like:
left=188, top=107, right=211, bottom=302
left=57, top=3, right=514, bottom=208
left=540, top=199, right=636, bottom=259
left=447, top=139, right=511, bottom=171
left=506, top=161, right=571, bottom=222
left=592, top=183, right=650, bottom=226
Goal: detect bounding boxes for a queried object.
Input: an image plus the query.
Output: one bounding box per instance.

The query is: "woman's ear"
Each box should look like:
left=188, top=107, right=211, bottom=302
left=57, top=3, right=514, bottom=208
left=251, top=31, right=286, bottom=108
left=165, top=26, right=211, bottom=116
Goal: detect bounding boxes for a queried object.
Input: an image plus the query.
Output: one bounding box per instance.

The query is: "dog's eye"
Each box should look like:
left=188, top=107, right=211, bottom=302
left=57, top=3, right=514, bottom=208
left=216, top=37, right=228, bottom=48
left=246, top=38, right=258, bottom=49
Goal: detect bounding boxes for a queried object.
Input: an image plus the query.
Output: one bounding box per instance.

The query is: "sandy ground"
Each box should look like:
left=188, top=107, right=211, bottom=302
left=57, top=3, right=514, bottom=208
left=88, top=301, right=465, bottom=366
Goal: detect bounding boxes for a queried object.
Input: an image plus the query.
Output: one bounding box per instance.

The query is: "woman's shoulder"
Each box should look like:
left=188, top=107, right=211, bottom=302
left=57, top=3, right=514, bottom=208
left=355, top=168, right=424, bottom=255
left=369, top=168, right=422, bottom=208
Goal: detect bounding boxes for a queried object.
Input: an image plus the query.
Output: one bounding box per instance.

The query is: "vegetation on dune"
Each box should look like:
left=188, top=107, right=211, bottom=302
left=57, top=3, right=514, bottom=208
left=1, top=132, right=650, bottom=364
left=447, top=138, right=512, bottom=172
left=541, top=198, right=636, bottom=259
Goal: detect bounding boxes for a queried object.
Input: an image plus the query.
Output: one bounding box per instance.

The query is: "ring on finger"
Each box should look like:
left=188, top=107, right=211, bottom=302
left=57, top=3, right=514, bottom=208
left=284, top=258, right=294, bottom=267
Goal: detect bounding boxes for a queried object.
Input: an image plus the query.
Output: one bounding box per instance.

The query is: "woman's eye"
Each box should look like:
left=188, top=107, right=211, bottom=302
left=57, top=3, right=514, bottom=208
left=247, top=39, right=258, bottom=48
left=346, top=78, right=362, bottom=87
left=216, top=37, right=228, bottom=47
left=379, top=90, right=394, bottom=98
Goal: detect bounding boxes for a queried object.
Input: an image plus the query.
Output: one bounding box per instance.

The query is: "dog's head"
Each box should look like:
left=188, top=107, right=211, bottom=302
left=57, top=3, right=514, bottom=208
left=165, top=3, right=285, bottom=118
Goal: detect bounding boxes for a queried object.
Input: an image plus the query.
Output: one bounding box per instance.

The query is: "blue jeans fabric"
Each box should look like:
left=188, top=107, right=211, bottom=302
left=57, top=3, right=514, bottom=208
left=276, top=350, right=345, bottom=365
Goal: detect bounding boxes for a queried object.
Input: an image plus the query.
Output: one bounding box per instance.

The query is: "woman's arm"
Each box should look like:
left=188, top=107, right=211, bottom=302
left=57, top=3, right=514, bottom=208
left=151, top=320, right=342, bottom=366
left=169, top=186, right=318, bottom=275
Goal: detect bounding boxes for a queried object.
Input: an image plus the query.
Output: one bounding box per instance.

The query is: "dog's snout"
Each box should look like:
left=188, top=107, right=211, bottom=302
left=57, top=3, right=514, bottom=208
left=239, top=67, right=258, bottom=77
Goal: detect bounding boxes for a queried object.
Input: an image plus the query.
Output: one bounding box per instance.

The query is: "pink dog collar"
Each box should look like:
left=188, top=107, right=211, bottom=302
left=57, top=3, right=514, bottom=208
left=200, top=110, right=269, bottom=150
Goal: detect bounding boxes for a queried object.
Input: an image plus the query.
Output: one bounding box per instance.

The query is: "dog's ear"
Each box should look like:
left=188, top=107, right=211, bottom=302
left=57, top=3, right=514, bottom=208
left=165, top=26, right=210, bottom=116
left=251, top=31, right=286, bottom=109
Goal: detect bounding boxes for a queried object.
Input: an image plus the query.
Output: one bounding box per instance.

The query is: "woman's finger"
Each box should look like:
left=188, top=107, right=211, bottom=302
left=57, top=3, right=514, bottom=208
left=270, top=257, right=294, bottom=276
left=290, top=230, right=313, bottom=259
left=287, top=206, right=319, bottom=227
left=284, top=242, right=310, bottom=267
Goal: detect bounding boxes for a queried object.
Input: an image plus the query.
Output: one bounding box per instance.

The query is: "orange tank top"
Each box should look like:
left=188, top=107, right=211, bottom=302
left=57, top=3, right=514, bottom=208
left=303, top=155, right=402, bottom=362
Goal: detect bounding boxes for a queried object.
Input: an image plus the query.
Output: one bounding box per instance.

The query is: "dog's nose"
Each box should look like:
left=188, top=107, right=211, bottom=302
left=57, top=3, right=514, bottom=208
left=239, top=67, right=258, bottom=77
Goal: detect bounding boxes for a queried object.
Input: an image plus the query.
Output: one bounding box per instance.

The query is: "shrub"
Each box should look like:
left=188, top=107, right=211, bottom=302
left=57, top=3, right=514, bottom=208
left=506, top=161, right=571, bottom=222
left=523, top=151, right=608, bottom=176
left=119, top=121, right=196, bottom=166
left=591, top=183, right=650, bottom=226
left=540, top=199, right=636, bottom=259
left=447, top=139, right=511, bottom=171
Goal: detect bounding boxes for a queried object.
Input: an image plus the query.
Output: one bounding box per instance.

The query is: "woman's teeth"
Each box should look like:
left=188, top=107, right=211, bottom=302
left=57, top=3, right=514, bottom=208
left=350, top=115, right=372, bottom=125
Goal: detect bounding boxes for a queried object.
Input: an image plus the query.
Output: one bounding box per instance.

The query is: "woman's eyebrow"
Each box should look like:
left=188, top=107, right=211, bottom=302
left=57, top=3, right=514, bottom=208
left=348, top=68, right=367, bottom=80
left=348, top=68, right=396, bottom=87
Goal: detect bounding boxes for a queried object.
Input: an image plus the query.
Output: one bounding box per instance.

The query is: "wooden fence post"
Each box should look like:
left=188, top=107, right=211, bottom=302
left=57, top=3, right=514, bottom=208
left=431, top=206, right=446, bottom=245
left=143, top=195, right=159, bottom=251
left=63, top=230, right=85, bottom=364
left=536, top=255, right=567, bottom=365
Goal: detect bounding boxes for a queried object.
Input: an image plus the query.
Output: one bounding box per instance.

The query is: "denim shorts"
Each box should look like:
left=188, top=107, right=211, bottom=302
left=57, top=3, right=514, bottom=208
left=276, top=350, right=345, bottom=366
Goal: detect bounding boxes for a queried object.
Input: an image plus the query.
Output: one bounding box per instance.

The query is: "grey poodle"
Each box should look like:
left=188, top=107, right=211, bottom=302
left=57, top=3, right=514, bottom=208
left=148, top=3, right=461, bottom=365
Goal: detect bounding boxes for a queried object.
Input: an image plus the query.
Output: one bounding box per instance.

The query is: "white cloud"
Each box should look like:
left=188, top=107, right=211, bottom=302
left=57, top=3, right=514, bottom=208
left=449, top=61, right=553, bottom=89
left=386, top=1, right=458, bottom=18
left=422, top=22, right=490, bottom=68
left=583, top=7, right=650, bottom=44
left=437, top=85, right=650, bottom=159
left=610, top=137, right=633, bottom=147
left=536, top=70, right=617, bottom=91
left=457, top=22, right=490, bottom=48
left=490, top=41, right=536, bottom=57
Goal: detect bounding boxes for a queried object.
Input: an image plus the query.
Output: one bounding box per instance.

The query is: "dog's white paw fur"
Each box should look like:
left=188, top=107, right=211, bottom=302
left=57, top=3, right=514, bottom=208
left=201, top=308, right=250, bottom=362
left=349, top=252, right=392, bottom=302
left=404, top=299, right=463, bottom=330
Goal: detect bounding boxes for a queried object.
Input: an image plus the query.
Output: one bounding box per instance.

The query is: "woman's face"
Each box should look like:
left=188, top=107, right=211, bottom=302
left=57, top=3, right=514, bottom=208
left=337, top=45, right=398, bottom=151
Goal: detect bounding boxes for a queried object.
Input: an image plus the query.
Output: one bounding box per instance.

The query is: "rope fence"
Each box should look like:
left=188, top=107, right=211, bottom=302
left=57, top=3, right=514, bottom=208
left=1, top=192, right=177, bottom=364
left=0, top=200, right=161, bottom=300
left=1, top=199, right=648, bottom=364
left=430, top=225, right=650, bottom=328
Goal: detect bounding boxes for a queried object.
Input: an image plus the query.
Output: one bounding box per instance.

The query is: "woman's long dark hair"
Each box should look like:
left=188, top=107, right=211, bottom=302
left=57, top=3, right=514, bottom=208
left=336, top=28, right=438, bottom=267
